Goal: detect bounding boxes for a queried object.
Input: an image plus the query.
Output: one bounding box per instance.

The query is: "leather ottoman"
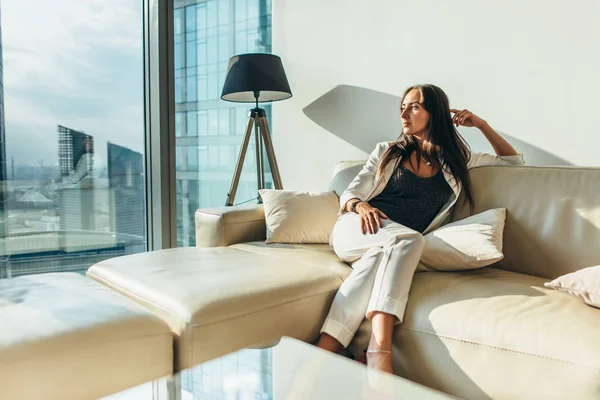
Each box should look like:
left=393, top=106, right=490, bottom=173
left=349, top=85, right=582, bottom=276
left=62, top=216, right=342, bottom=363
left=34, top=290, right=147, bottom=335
left=0, top=272, right=173, bottom=400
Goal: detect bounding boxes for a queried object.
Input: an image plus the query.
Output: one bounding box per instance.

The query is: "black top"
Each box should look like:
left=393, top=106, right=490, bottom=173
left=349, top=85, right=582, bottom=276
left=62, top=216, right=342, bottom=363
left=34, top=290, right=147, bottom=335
left=368, top=163, right=453, bottom=233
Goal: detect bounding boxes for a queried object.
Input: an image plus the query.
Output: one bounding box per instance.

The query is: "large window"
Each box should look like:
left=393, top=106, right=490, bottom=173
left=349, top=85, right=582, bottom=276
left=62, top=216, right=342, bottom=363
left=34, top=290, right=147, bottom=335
left=174, top=0, right=273, bottom=247
left=0, top=2, right=146, bottom=278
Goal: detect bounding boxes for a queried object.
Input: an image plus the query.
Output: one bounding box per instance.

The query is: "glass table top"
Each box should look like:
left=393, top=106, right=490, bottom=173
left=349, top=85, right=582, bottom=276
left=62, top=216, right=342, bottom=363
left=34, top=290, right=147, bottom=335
left=104, top=337, right=455, bottom=400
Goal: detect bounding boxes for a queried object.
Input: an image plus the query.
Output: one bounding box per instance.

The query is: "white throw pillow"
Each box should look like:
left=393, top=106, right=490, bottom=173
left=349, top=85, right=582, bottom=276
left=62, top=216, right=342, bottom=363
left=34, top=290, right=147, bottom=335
left=259, top=189, right=340, bottom=244
left=544, top=266, right=600, bottom=309
left=417, top=208, right=506, bottom=272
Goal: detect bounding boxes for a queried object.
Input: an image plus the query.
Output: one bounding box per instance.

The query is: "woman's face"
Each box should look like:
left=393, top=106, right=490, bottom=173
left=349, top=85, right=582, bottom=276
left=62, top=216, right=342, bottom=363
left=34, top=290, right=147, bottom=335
left=400, top=89, right=430, bottom=137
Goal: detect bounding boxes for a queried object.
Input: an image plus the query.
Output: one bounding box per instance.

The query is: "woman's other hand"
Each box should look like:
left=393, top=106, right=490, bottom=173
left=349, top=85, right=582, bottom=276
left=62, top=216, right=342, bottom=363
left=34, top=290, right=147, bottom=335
left=356, top=202, right=389, bottom=234
left=450, top=108, right=486, bottom=129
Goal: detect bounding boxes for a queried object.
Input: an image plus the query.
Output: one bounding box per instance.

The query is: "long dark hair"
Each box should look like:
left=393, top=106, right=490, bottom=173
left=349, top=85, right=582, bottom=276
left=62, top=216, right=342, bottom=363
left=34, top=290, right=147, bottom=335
left=377, top=84, right=475, bottom=211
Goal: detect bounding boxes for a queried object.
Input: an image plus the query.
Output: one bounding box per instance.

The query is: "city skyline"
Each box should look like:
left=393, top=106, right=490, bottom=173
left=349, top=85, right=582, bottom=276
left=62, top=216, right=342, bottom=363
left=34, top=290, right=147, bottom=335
left=1, top=0, right=144, bottom=168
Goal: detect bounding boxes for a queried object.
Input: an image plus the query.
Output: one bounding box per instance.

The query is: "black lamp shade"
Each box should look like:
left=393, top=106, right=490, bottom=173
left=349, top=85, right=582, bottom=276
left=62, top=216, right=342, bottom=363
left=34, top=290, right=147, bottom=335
left=221, top=53, right=292, bottom=103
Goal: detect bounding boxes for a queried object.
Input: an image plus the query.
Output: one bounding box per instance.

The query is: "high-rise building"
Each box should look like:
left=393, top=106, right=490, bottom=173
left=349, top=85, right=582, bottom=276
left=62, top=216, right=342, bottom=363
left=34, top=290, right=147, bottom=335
left=57, top=125, right=95, bottom=232
left=107, top=142, right=145, bottom=238
left=58, top=187, right=96, bottom=231
left=57, top=125, right=94, bottom=183
left=0, top=8, right=7, bottom=239
left=174, top=0, right=272, bottom=247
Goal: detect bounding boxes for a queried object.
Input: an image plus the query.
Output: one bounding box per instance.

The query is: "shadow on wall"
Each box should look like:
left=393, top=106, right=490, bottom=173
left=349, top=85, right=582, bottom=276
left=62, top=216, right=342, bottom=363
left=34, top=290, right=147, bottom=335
left=303, top=85, right=572, bottom=166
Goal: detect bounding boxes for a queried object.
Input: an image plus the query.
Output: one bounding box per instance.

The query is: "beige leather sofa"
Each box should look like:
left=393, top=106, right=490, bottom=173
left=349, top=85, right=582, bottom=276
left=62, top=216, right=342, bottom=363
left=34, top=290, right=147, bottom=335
left=193, top=162, right=600, bottom=400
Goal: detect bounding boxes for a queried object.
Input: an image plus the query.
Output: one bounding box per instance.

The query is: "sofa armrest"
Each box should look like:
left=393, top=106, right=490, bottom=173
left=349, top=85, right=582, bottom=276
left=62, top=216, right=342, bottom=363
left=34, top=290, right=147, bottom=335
left=195, top=204, right=266, bottom=247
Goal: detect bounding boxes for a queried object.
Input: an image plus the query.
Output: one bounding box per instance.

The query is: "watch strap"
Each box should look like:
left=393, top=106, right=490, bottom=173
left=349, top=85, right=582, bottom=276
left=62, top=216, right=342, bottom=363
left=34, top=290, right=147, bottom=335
left=350, top=200, right=362, bottom=213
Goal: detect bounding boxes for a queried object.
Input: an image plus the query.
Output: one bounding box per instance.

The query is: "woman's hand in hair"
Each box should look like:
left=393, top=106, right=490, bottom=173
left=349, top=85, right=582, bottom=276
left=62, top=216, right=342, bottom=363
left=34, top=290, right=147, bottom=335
left=450, top=108, right=487, bottom=129
left=356, top=202, right=389, bottom=235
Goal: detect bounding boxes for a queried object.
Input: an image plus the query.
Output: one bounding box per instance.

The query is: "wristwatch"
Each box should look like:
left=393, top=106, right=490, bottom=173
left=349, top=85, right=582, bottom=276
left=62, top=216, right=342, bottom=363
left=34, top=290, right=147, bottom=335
left=350, top=200, right=362, bottom=213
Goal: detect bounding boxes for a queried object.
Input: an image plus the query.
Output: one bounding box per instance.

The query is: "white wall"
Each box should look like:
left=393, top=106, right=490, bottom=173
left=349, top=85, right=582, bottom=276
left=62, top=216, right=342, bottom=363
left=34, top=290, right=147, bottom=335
left=272, top=0, right=600, bottom=191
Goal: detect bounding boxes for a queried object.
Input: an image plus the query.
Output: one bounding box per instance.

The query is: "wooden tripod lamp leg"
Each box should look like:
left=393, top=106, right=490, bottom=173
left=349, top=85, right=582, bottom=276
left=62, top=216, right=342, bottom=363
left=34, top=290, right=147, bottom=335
left=225, top=114, right=255, bottom=206
left=254, top=117, right=263, bottom=192
left=258, top=115, right=283, bottom=190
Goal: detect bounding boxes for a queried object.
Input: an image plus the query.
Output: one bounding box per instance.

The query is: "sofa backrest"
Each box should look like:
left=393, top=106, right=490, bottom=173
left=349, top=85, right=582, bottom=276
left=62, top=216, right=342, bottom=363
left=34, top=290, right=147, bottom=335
left=452, top=165, right=600, bottom=279
left=328, top=161, right=364, bottom=197
left=329, top=161, right=600, bottom=280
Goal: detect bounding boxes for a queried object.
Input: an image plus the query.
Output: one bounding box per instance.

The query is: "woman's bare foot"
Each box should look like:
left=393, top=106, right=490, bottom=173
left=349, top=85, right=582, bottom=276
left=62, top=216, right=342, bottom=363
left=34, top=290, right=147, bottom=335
left=367, top=311, right=396, bottom=374
left=366, top=348, right=394, bottom=374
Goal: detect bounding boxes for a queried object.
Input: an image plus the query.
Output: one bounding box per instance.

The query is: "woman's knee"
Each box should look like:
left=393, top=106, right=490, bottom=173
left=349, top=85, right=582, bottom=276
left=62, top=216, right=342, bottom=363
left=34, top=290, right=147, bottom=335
left=398, top=231, right=425, bottom=251
left=413, top=232, right=425, bottom=249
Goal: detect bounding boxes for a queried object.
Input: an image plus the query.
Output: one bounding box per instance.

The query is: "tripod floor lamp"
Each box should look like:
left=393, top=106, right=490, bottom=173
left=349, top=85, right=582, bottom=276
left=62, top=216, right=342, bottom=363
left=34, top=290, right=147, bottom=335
left=221, top=53, right=292, bottom=207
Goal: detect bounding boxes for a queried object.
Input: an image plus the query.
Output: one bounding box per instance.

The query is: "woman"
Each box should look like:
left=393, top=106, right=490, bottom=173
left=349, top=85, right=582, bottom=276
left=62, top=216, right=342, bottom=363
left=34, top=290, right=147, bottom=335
left=316, top=84, right=525, bottom=374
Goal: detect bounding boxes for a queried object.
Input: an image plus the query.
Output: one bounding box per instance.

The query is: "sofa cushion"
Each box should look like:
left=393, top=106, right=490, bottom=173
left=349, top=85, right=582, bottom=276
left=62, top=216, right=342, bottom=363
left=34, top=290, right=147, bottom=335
left=0, top=272, right=173, bottom=400
left=544, top=264, right=600, bottom=309
left=229, top=241, right=352, bottom=280
left=328, top=161, right=364, bottom=198
left=87, top=246, right=348, bottom=370
left=259, top=189, right=340, bottom=244
left=350, top=267, right=600, bottom=399
left=418, top=208, right=506, bottom=272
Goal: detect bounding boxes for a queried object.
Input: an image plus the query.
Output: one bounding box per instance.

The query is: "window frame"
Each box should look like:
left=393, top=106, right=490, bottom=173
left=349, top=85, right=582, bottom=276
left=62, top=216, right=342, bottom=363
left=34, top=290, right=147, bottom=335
left=144, top=0, right=177, bottom=250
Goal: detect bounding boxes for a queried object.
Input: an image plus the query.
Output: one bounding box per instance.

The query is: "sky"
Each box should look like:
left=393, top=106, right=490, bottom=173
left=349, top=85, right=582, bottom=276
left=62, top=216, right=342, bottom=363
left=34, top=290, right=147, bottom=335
left=2, top=0, right=144, bottom=168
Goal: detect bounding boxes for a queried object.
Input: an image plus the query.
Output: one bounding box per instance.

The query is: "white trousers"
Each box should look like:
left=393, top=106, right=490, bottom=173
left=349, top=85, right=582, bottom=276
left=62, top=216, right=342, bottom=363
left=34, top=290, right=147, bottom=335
left=320, top=212, right=425, bottom=348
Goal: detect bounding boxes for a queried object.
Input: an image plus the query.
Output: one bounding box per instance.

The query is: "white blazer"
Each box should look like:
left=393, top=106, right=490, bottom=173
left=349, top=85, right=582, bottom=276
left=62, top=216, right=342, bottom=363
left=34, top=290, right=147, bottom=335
left=337, top=139, right=525, bottom=235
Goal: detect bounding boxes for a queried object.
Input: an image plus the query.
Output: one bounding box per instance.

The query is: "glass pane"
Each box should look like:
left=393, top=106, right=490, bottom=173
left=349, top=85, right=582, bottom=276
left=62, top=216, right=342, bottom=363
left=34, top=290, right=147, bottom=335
left=218, top=0, right=230, bottom=26
left=197, top=75, right=208, bottom=101
left=196, top=4, right=207, bottom=30
left=236, top=108, right=248, bottom=135
left=207, top=1, right=218, bottom=28
left=219, top=145, right=231, bottom=167
left=207, top=36, right=218, bottom=64
left=198, top=111, right=208, bottom=136
left=188, top=146, right=198, bottom=169
left=185, top=5, right=197, bottom=32
left=208, top=109, right=218, bottom=135
left=199, top=146, right=208, bottom=166
left=176, top=112, right=184, bottom=137
left=174, top=43, right=182, bottom=70
left=235, top=0, right=246, bottom=22
left=1, top=1, right=146, bottom=278
left=207, top=72, right=218, bottom=100
left=218, top=34, right=229, bottom=63
left=176, top=146, right=184, bottom=171
left=219, top=109, right=230, bottom=135
left=186, top=111, right=198, bottom=137
left=208, top=147, right=218, bottom=167
left=186, top=40, right=196, bottom=67
left=248, top=0, right=259, bottom=19
left=197, top=41, right=207, bottom=66
left=235, top=30, right=247, bottom=54
left=186, top=76, right=197, bottom=102
left=175, top=77, right=183, bottom=103
left=174, top=0, right=272, bottom=248
left=174, top=8, right=182, bottom=34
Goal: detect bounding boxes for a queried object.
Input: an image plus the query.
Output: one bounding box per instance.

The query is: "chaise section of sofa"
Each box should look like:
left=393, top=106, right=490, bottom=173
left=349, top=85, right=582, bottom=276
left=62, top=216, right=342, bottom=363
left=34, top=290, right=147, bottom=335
left=87, top=244, right=350, bottom=371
